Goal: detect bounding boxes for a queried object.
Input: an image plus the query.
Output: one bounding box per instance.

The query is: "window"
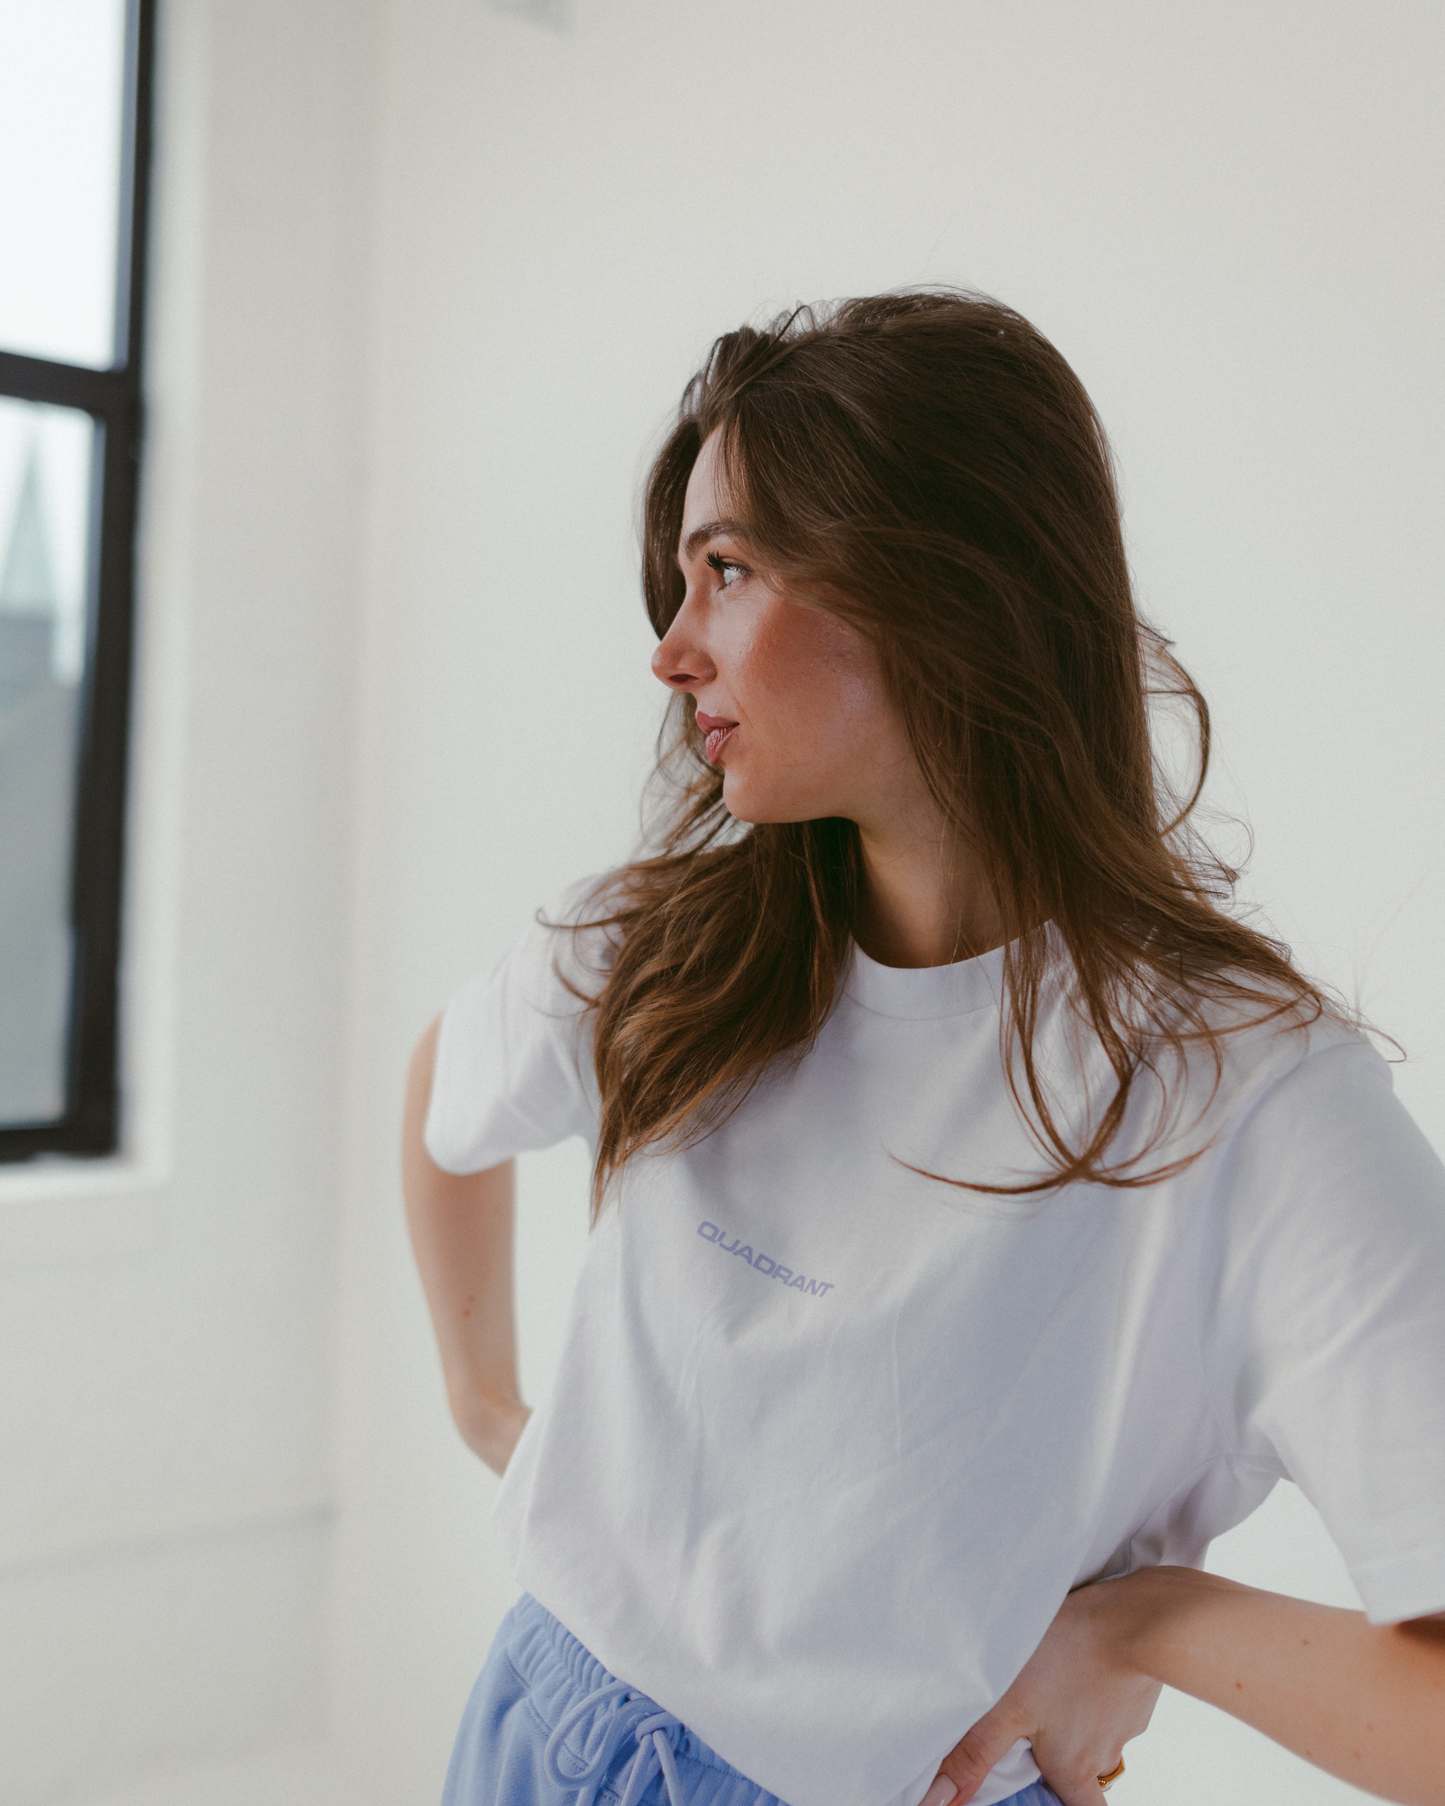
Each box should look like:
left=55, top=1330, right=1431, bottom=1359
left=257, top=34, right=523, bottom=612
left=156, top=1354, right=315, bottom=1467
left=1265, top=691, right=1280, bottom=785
left=0, top=0, right=154, bottom=1159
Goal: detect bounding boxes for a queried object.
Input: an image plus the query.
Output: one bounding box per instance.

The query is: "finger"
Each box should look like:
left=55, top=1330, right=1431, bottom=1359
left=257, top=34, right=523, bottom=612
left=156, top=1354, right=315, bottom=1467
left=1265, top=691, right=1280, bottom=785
left=1048, top=1780, right=1103, bottom=1806
left=1040, top=1758, right=1120, bottom=1806
left=933, top=1703, right=1033, bottom=1804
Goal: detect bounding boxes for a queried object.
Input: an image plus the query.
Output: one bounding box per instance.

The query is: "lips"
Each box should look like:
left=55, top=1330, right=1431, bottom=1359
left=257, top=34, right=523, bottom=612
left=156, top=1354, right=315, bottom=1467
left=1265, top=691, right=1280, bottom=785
left=696, top=711, right=739, bottom=765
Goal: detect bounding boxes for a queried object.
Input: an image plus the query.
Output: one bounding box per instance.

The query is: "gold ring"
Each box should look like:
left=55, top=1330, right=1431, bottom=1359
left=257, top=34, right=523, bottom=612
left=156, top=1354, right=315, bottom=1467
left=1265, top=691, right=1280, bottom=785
left=1098, top=1758, right=1125, bottom=1791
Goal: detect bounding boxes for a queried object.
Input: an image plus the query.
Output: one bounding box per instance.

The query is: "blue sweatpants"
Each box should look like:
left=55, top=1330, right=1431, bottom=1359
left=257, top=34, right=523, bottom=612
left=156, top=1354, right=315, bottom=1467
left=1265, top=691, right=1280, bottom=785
left=441, top=1592, right=1062, bottom=1806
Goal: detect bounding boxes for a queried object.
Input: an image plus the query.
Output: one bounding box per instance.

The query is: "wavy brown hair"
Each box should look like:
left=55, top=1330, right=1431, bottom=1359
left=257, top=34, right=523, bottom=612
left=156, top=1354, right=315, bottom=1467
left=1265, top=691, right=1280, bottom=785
left=569, top=291, right=1330, bottom=1211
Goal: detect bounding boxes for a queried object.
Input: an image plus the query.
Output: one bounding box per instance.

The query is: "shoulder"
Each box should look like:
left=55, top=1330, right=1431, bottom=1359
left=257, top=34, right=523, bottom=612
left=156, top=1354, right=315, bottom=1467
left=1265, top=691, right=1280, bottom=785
left=466, top=869, right=621, bottom=1017
left=1147, top=981, right=1381, bottom=1153
left=423, top=871, right=617, bottom=1173
left=1215, top=1007, right=1392, bottom=1147
left=1208, top=1013, right=1445, bottom=1275
left=1114, top=988, right=1438, bottom=1237
left=534, top=868, right=625, bottom=988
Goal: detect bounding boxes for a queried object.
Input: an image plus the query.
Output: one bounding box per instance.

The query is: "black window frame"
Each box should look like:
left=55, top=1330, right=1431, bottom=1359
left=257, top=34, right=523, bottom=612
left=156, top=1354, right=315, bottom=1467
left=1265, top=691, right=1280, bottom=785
left=0, top=0, right=155, bottom=1161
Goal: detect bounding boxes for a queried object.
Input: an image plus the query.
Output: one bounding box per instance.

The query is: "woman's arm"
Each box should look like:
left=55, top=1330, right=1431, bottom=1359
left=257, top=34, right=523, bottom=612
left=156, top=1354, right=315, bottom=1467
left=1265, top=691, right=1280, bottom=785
left=402, top=1019, right=530, bottom=1475
left=934, top=1568, right=1445, bottom=1806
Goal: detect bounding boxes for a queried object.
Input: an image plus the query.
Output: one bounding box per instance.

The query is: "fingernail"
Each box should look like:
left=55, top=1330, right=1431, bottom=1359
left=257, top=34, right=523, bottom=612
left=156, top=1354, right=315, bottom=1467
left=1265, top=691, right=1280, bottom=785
left=920, top=1781, right=958, bottom=1806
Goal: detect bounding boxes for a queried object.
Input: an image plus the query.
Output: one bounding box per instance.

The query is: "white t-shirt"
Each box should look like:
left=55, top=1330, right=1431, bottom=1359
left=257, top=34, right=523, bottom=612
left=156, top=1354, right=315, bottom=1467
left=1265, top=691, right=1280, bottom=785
left=425, top=880, right=1445, bottom=1806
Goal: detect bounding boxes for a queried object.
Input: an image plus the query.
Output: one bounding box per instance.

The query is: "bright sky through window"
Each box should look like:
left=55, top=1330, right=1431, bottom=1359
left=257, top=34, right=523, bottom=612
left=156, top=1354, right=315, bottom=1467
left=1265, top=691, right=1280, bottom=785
left=0, top=0, right=127, bottom=368
left=0, top=0, right=141, bottom=1143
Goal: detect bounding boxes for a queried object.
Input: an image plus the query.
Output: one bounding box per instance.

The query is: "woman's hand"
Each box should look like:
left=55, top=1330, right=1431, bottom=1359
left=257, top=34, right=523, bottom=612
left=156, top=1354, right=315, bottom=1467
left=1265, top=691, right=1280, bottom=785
left=927, top=1567, right=1445, bottom=1806
left=924, top=1580, right=1160, bottom=1806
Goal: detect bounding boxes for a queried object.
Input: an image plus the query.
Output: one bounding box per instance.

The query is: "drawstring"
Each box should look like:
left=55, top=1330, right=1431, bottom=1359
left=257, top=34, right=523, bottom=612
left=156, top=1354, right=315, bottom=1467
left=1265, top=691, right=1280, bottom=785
left=544, top=1674, right=687, bottom=1806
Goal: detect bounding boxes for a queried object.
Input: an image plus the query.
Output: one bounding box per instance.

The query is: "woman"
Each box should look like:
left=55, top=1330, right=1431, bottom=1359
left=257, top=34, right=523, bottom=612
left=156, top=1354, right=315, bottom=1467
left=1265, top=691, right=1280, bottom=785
left=403, top=292, right=1445, bottom=1806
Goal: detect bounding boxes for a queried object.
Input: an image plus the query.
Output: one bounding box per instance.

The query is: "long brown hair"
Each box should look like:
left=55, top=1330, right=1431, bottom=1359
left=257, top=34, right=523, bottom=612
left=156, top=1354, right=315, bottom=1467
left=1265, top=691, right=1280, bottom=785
left=571, top=291, right=1330, bottom=1210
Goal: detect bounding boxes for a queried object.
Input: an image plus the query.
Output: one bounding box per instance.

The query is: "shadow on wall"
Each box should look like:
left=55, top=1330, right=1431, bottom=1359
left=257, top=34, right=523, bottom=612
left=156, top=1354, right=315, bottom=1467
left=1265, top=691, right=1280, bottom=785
left=490, top=0, right=572, bottom=31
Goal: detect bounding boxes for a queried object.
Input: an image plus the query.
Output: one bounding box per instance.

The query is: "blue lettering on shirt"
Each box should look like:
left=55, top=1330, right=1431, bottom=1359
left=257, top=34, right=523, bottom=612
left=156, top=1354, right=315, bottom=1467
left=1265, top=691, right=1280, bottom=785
left=695, top=1221, right=835, bottom=1299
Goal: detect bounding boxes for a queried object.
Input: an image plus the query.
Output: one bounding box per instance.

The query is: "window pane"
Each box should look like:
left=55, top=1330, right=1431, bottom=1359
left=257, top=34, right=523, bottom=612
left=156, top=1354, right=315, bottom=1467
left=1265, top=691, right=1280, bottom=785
left=0, top=0, right=128, bottom=368
left=0, top=396, right=93, bottom=1124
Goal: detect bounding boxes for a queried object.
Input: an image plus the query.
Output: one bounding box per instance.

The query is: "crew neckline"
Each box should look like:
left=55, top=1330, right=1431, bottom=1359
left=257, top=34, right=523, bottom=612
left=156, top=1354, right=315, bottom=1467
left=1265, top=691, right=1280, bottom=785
left=842, top=937, right=1008, bottom=1020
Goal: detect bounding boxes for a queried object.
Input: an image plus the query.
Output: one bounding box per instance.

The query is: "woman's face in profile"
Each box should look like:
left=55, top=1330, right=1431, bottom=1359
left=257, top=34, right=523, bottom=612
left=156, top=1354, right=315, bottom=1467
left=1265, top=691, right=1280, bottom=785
left=653, top=430, right=919, bottom=831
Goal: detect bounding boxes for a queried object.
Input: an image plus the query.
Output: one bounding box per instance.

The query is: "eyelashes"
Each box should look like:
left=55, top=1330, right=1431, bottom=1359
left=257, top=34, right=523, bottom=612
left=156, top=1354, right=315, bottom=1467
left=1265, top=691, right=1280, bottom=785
left=706, top=551, right=748, bottom=589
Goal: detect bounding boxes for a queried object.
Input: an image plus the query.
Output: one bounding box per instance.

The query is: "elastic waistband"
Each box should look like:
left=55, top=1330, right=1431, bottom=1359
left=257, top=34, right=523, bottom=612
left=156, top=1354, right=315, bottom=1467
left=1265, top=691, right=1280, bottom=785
left=503, top=1593, right=781, bottom=1801
left=502, top=1595, right=1057, bottom=1806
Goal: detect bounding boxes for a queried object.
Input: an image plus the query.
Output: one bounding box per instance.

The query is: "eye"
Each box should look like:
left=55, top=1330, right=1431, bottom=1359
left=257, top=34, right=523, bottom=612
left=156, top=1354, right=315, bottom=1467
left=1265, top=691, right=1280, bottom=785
left=706, top=550, right=747, bottom=589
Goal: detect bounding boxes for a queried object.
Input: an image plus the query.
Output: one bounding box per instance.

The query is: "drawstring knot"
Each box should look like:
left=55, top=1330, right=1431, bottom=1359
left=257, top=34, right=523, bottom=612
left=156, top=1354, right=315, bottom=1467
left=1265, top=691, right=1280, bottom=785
left=544, top=1675, right=687, bottom=1806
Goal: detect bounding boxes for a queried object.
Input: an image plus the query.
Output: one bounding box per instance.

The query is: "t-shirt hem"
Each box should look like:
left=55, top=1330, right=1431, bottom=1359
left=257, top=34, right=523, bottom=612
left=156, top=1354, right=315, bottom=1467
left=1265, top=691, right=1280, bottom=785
left=1352, top=1546, right=1445, bottom=1625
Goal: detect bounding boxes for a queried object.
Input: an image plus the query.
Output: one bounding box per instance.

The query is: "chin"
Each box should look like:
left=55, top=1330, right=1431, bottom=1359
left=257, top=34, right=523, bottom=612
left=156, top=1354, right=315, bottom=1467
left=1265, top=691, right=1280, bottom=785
left=722, top=796, right=763, bottom=826
left=721, top=775, right=818, bottom=828
left=719, top=775, right=767, bottom=825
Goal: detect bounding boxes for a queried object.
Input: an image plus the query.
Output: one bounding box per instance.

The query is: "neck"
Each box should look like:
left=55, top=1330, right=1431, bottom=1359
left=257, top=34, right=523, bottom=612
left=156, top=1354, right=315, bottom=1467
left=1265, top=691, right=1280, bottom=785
left=852, top=817, right=1004, bottom=969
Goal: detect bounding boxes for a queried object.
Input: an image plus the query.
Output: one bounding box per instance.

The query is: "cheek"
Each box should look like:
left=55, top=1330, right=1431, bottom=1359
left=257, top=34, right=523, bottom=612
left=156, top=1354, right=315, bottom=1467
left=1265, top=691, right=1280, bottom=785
left=744, top=605, right=889, bottom=741
left=821, top=628, right=890, bottom=728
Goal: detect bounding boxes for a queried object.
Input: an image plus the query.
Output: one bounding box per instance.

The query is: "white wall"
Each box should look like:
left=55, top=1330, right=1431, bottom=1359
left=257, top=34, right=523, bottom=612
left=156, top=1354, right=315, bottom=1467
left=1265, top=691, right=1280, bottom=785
left=334, top=4, right=1442, bottom=1805
left=0, top=2, right=376, bottom=1801
left=2, top=2, right=1439, bottom=1803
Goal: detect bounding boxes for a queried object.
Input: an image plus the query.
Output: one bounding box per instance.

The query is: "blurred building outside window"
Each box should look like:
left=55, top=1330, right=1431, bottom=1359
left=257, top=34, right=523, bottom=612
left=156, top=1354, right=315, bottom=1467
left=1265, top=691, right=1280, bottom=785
left=0, top=0, right=152, bottom=1159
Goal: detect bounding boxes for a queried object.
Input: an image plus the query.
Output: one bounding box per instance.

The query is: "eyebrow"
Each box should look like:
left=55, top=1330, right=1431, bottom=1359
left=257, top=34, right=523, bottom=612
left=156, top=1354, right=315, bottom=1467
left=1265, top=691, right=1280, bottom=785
left=680, top=519, right=753, bottom=562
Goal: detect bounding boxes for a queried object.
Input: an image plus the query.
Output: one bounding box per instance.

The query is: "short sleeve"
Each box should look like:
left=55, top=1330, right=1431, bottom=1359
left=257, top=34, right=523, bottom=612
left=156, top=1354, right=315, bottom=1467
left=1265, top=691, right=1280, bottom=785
left=423, top=877, right=609, bottom=1174
left=1214, top=1037, right=1445, bottom=1623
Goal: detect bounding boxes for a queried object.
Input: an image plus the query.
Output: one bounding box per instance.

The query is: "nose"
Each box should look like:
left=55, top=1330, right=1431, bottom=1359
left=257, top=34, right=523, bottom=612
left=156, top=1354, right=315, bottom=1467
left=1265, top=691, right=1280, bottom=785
left=651, top=598, right=716, bottom=692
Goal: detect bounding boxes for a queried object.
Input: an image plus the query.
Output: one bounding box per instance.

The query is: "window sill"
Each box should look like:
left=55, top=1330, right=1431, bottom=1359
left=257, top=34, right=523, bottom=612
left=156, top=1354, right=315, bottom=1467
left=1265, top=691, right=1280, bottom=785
left=0, top=1154, right=167, bottom=1264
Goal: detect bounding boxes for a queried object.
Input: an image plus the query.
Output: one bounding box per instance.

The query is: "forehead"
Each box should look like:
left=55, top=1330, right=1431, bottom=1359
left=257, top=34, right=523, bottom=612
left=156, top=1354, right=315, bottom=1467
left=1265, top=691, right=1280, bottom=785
left=679, top=430, right=732, bottom=544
